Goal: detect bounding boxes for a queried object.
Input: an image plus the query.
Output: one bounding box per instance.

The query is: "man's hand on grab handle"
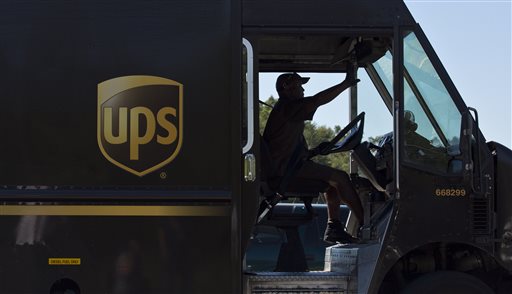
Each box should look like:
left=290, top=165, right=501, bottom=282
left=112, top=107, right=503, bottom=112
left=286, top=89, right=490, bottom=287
left=345, top=62, right=360, bottom=86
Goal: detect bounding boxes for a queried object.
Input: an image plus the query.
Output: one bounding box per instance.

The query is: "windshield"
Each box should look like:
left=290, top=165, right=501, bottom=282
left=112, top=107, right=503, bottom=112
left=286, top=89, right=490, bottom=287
left=372, top=51, right=393, bottom=97
left=372, top=33, right=462, bottom=148
left=403, top=32, right=461, bottom=149
left=371, top=32, right=463, bottom=173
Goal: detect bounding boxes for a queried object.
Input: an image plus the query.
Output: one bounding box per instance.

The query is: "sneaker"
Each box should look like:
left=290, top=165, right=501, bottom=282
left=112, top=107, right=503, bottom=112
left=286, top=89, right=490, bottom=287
left=324, top=220, right=357, bottom=244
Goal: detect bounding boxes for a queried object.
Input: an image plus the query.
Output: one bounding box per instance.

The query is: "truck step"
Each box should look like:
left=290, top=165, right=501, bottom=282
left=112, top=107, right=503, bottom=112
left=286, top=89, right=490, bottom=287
left=244, top=271, right=357, bottom=294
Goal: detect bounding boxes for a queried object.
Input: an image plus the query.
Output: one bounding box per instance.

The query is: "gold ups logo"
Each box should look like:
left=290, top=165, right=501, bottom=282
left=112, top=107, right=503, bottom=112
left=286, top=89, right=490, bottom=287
left=97, top=76, right=183, bottom=176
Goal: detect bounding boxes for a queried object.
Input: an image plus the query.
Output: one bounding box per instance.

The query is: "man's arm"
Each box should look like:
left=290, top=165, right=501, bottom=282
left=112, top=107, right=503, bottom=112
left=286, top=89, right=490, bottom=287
left=287, top=63, right=360, bottom=121
left=309, top=63, right=359, bottom=107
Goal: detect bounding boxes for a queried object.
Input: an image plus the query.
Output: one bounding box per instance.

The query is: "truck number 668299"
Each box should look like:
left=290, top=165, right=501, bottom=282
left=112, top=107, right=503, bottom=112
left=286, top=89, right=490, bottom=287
left=435, top=188, right=466, bottom=197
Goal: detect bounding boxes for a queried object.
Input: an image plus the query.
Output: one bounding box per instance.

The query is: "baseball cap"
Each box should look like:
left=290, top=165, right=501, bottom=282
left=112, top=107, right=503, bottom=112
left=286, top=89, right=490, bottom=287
left=275, top=73, right=310, bottom=92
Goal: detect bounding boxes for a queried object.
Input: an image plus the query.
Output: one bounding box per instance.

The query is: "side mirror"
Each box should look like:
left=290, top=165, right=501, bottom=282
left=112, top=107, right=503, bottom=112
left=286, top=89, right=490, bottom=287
left=460, top=109, right=474, bottom=175
left=460, top=107, right=480, bottom=192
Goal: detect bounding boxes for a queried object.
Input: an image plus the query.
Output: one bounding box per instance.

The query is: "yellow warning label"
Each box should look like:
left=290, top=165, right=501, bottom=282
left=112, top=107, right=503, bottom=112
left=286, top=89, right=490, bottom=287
left=48, top=258, right=81, bottom=265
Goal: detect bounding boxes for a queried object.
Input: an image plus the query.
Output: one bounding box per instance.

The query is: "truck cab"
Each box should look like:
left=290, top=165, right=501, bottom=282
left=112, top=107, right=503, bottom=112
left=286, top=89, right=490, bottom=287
left=241, top=1, right=512, bottom=293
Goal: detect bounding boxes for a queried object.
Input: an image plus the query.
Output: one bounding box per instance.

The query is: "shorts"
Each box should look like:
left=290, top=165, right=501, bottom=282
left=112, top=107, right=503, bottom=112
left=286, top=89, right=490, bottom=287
left=285, top=160, right=347, bottom=193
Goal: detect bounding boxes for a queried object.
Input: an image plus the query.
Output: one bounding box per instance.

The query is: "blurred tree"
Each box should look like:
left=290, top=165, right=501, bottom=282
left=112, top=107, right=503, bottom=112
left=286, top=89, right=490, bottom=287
left=259, top=97, right=349, bottom=172
left=259, top=96, right=277, bottom=134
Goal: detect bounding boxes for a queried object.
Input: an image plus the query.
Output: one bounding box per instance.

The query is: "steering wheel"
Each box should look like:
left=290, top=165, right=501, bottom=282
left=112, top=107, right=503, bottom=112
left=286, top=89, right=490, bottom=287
left=310, top=112, right=365, bottom=157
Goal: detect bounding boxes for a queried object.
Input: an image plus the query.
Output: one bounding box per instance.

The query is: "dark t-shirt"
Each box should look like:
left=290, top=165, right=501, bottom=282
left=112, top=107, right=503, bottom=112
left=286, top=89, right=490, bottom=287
left=263, top=97, right=319, bottom=175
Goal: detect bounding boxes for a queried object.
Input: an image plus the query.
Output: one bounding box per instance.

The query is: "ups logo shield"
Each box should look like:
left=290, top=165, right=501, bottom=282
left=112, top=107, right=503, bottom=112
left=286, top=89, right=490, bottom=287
left=98, top=76, right=183, bottom=177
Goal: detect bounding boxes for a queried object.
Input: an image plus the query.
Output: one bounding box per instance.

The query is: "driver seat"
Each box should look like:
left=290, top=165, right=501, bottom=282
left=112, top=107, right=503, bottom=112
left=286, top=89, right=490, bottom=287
left=259, top=135, right=328, bottom=212
left=258, top=136, right=328, bottom=272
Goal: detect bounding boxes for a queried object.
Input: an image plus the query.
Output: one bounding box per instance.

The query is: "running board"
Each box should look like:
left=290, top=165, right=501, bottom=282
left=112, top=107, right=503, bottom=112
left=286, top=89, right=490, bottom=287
left=244, top=272, right=357, bottom=294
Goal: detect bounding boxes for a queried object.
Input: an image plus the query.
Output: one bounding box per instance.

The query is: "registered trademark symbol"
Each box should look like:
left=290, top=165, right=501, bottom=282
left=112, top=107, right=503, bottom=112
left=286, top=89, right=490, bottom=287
left=160, top=172, right=167, bottom=179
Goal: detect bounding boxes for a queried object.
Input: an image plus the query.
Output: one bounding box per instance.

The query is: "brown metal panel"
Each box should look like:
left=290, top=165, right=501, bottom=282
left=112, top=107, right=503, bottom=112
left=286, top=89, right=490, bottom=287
left=243, top=0, right=416, bottom=28
left=0, top=0, right=237, bottom=190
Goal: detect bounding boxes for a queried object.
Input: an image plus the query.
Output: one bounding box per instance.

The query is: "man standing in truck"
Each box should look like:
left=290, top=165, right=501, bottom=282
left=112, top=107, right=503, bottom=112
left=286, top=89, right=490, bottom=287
left=263, top=64, right=363, bottom=243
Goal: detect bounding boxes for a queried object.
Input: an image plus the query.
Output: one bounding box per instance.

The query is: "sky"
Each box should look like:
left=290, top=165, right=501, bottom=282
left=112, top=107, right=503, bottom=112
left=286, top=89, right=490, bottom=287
left=259, top=0, right=512, bottom=148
